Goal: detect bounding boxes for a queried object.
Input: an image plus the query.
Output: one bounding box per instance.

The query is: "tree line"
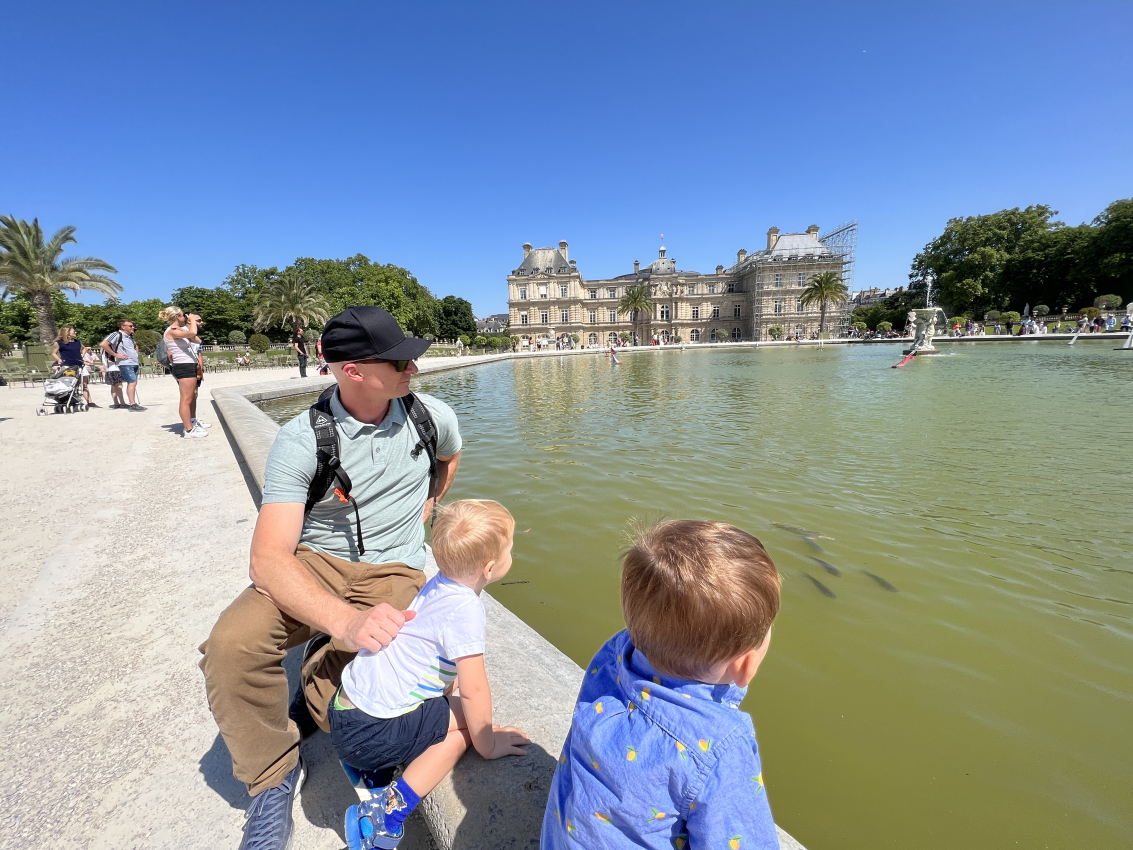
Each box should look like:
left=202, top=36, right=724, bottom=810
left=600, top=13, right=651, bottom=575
left=0, top=216, right=481, bottom=348
left=853, top=198, right=1132, bottom=330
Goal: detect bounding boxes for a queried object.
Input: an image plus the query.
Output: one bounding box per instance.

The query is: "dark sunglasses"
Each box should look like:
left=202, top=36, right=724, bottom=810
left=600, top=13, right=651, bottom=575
left=352, top=358, right=413, bottom=372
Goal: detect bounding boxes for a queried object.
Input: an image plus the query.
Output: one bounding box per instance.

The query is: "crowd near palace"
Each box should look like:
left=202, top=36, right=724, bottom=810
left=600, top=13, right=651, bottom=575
left=506, top=225, right=851, bottom=347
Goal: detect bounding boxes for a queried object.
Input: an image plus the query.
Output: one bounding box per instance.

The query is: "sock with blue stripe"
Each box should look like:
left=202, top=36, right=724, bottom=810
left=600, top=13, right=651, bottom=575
left=383, top=778, right=421, bottom=834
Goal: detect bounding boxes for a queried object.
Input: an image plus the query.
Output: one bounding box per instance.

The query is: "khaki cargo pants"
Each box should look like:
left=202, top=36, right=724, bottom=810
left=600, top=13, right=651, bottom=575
left=198, top=546, right=424, bottom=796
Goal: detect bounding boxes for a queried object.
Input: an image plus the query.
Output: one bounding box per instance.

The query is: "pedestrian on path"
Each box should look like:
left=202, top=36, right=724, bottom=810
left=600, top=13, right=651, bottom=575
left=292, top=327, right=309, bottom=377
left=101, top=319, right=145, bottom=410
left=160, top=306, right=208, bottom=438
left=198, top=305, right=463, bottom=850
left=51, top=326, right=96, bottom=407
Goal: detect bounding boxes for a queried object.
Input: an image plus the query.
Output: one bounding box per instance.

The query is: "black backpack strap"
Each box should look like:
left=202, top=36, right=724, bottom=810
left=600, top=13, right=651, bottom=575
left=305, top=386, right=365, bottom=555
left=402, top=392, right=440, bottom=524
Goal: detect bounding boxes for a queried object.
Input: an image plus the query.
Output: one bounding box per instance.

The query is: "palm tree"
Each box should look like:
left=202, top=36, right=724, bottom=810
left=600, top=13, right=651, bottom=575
left=618, top=283, right=654, bottom=346
left=253, top=270, right=331, bottom=334
left=0, top=216, right=121, bottom=343
left=799, top=271, right=849, bottom=337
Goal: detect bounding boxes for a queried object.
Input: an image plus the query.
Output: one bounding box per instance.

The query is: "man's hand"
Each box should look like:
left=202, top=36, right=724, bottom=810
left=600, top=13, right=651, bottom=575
left=421, top=498, right=437, bottom=524
left=486, top=725, right=530, bottom=760
left=340, top=604, right=417, bottom=653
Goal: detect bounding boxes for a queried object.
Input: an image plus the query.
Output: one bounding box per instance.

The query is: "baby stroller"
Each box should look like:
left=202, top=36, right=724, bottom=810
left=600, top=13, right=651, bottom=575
left=37, top=366, right=88, bottom=415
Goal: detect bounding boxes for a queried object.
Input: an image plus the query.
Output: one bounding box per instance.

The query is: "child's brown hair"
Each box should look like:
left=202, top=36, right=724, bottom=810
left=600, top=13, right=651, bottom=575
left=431, top=499, right=515, bottom=579
left=621, top=520, right=780, bottom=679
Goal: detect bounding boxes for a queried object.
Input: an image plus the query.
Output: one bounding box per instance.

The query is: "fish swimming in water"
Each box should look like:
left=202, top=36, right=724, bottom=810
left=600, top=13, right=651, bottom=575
left=863, top=571, right=899, bottom=592
left=811, top=557, right=842, bottom=577
left=772, top=522, right=834, bottom=540
left=802, top=572, right=836, bottom=599
left=501, top=580, right=529, bottom=586
left=803, top=537, right=824, bottom=554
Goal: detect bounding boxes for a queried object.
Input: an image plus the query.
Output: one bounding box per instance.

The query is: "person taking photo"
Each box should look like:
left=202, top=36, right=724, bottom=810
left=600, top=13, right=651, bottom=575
left=160, top=306, right=208, bottom=439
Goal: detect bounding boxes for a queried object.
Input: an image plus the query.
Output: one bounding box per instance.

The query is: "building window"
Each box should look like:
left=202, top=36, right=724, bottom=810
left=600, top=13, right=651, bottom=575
left=607, top=287, right=617, bottom=299
left=687, top=283, right=696, bottom=295
left=541, top=310, right=549, bottom=324
left=608, top=332, right=618, bottom=342
left=731, top=327, right=742, bottom=341
left=733, top=303, right=741, bottom=317
left=708, top=283, right=716, bottom=294
left=519, top=286, right=527, bottom=300
left=589, top=310, right=597, bottom=323
left=538, top=286, right=548, bottom=299
left=520, top=312, right=529, bottom=325
left=690, top=329, right=700, bottom=342
left=560, top=285, right=568, bottom=298
left=774, top=300, right=783, bottom=314
left=727, top=282, right=735, bottom=293
left=609, top=309, right=617, bottom=323
left=798, top=273, right=805, bottom=286
left=691, top=306, right=700, bottom=320
left=796, top=299, right=804, bottom=312
left=588, top=333, right=598, bottom=345
left=589, top=289, right=597, bottom=299
left=560, top=309, right=569, bottom=323
left=712, top=305, right=720, bottom=319
left=756, top=274, right=762, bottom=285
left=775, top=274, right=782, bottom=287
left=659, top=304, right=670, bottom=320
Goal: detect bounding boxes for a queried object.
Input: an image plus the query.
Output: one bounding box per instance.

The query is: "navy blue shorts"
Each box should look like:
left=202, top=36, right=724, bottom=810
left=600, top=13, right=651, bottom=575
left=330, top=694, right=452, bottom=787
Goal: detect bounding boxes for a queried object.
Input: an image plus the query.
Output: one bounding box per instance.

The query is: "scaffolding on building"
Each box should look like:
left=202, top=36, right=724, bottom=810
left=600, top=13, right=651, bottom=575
left=818, top=220, right=858, bottom=293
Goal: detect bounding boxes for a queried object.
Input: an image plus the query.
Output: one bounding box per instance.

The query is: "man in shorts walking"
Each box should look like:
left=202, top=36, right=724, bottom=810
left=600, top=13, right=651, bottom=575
left=199, top=306, right=462, bottom=850
left=100, top=319, right=145, bottom=411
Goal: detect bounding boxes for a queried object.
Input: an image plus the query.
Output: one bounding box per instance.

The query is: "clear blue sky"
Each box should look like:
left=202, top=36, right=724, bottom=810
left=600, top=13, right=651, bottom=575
left=5, top=0, right=1131, bottom=316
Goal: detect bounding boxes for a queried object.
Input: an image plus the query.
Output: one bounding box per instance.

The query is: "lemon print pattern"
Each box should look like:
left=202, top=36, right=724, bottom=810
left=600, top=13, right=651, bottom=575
left=641, top=686, right=651, bottom=700
left=729, top=835, right=742, bottom=849
left=752, top=772, right=765, bottom=793
left=626, top=745, right=637, bottom=761
left=595, top=702, right=603, bottom=714
left=675, top=740, right=687, bottom=760
left=698, top=738, right=712, bottom=752
left=649, top=807, right=667, bottom=821
left=673, top=836, right=687, bottom=849
left=590, top=753, right=599, bottom=771
left=595, top=812, right=612, bottom=825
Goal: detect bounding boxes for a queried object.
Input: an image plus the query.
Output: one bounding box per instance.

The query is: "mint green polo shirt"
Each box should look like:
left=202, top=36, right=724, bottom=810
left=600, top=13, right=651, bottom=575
left=262, top=390, right=461, bottom=567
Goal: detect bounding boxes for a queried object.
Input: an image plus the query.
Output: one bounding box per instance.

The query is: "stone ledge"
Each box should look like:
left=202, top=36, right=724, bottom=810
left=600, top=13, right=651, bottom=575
left=211, top=372, right=806, bottom=850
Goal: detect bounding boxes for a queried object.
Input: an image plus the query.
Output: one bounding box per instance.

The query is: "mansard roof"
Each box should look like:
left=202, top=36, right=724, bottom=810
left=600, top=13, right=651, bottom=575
left=762, top=232, right=833, bottom=258
left=515, top=247, right=571, bottom=275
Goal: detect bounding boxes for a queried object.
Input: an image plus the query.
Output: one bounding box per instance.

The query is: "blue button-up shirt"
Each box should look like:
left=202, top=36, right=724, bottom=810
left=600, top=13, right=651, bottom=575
left=542, top=631, right=777, bottom=850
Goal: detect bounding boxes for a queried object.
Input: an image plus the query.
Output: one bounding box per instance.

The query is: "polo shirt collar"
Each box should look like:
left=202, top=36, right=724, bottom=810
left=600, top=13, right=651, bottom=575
left=329, top=389, right=407, bottom=438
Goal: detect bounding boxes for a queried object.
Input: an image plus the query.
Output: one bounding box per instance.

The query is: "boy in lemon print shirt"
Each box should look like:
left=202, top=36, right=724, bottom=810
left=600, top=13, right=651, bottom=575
left=542, top=520, right=782, bottom=849
left=333, top=500, right=530, bottom=849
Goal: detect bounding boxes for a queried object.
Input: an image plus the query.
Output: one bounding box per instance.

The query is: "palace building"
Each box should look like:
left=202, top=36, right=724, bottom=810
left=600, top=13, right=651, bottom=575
left=505, top=224, right=855, bottom=346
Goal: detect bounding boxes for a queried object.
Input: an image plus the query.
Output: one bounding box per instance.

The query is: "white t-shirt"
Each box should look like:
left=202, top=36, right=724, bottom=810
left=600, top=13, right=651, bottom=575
left=341, top=573, right=486, bottom=719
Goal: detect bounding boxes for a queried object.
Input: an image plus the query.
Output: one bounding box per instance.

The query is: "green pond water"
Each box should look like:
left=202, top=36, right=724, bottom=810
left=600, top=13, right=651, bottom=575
left=263, top=343, right=1133, bottom=850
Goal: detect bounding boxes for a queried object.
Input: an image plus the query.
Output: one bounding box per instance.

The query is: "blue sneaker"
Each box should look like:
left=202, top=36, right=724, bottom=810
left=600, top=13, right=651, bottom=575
left=240, top=758, right=305, bottom=850
left=344, top=784, right=406, bottom=850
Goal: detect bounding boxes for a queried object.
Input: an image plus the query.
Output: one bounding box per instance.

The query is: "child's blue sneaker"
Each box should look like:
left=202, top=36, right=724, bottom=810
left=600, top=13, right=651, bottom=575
left=339, top=760, right=387, bottom=802
left=344, top=785, right=407, bottom=850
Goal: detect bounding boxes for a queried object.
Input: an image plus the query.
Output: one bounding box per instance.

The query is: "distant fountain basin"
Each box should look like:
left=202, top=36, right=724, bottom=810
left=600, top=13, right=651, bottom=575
left=902, top=306, right=946, bottom=355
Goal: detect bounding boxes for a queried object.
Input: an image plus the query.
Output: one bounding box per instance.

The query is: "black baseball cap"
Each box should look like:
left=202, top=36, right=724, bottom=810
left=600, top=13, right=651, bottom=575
left=320, top=306, right=432, bottom=363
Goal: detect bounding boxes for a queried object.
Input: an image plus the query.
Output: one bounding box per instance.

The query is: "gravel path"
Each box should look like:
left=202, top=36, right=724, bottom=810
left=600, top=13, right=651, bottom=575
left=0, top=366, right=443, bottom=850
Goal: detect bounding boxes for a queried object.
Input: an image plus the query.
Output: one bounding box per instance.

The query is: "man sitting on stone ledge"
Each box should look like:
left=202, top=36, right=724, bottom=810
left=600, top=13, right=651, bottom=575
left=199, top=306, right=463, bottom=850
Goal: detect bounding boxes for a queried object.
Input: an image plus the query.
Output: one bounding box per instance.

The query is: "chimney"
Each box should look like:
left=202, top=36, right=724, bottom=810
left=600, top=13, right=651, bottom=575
left=766, top=228, right=779, bottom=250
left=806, top=224, right=820, bottom=240
left=522, top=242, right=532, bottom=258
left=634, top=260, right=640, bottom=273
left=737, top=248, right=747, bottom=264
left=559, top=240, right=569, bottom=262
left=716, top=265, right=724, bottom=274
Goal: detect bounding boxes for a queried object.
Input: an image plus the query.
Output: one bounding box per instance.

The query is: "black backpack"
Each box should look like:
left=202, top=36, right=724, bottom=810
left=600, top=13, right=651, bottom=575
left=303, top=386, right=439, bottom=555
